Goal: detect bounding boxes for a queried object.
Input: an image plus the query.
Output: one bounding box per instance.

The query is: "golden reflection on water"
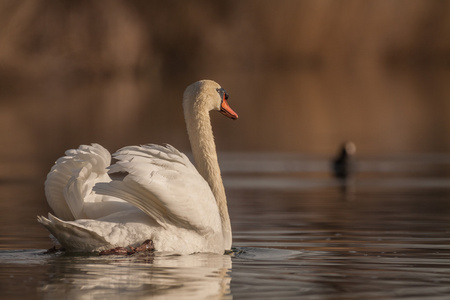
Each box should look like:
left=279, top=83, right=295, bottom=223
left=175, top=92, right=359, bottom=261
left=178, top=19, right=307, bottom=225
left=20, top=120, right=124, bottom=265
left=40, top=252, right=232, bottom=299
left=0, top=250, right=232, bottom=299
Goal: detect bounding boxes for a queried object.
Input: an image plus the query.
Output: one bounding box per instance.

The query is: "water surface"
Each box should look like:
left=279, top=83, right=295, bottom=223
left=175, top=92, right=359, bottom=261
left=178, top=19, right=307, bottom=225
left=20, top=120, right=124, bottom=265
left=1, top=154, right=450, bottom=299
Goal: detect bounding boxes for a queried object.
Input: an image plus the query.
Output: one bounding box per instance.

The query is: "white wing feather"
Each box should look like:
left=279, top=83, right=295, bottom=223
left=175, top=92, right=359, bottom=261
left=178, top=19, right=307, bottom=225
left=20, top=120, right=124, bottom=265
left=93, top=144, right=221, bottom=235
left=44, top=143, right=113, bottom=221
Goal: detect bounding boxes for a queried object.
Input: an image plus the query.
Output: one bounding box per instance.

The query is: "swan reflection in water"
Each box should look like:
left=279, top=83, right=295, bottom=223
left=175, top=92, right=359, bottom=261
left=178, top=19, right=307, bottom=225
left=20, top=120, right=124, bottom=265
left=39, top=251, right=232, bottom=299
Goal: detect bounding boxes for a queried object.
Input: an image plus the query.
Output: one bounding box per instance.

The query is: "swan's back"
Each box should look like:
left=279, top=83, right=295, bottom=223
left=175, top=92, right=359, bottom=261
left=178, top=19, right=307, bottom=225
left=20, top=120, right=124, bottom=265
left=94, top=144, right=222, bottom=235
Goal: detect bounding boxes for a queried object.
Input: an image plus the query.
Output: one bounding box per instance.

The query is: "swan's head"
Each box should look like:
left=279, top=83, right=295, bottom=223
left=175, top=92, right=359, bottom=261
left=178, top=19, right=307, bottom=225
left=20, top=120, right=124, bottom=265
left=183, top=80, right=238, bottom=120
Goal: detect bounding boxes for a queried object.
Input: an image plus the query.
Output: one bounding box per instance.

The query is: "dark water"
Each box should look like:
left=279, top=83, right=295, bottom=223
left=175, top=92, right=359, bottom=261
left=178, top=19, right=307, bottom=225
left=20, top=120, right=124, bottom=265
left=1, top=154, right=450, bottom=299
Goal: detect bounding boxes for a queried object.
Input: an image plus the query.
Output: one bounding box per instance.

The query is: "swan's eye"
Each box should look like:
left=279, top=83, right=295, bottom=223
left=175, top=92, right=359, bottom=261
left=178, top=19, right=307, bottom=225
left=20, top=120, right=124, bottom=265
left=216, top=88, right=229, bottom=101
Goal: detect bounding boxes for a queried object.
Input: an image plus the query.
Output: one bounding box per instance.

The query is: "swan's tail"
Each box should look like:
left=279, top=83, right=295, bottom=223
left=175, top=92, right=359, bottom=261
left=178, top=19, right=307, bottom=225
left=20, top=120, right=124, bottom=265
left=37, top=214, right=109, bottom=252
left=44, top=144, right=111, bottom=221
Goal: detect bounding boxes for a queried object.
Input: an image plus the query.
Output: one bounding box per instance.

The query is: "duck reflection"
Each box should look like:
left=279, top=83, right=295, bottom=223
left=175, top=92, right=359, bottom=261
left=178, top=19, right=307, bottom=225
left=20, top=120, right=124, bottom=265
left=39, top=252, right=232, bottom=299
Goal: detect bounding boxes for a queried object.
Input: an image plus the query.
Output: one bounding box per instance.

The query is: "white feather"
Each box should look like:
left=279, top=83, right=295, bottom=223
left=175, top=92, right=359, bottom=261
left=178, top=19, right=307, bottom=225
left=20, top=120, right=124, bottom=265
left=94, top=144, right=221, bottom=234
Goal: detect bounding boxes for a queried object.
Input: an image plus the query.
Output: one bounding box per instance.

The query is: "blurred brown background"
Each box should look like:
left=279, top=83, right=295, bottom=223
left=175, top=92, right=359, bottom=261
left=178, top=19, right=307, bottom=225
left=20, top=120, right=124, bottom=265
left=0, top=0, right=449, bottom=180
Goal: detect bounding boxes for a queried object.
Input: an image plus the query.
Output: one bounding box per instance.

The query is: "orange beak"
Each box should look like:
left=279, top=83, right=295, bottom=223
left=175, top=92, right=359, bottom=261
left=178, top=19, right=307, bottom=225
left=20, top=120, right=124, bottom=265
left=220, top=97, right=238, bottom=120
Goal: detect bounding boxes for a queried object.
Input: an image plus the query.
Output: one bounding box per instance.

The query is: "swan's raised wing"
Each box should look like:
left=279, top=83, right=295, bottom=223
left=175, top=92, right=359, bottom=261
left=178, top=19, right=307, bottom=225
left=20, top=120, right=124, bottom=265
left=44, top=144, right=116, bottom=221
left=93, top=144, right=221, bottom=235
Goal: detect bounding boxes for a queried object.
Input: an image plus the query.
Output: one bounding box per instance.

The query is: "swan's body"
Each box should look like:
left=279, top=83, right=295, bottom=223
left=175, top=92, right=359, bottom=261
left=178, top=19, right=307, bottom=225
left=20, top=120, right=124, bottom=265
left=38, top=80, right=238, bottom=254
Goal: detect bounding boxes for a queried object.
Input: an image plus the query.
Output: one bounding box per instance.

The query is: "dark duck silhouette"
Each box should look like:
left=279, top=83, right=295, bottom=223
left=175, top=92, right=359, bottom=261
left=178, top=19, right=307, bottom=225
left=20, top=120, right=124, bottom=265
left=332, top=141, right=356, bottom=178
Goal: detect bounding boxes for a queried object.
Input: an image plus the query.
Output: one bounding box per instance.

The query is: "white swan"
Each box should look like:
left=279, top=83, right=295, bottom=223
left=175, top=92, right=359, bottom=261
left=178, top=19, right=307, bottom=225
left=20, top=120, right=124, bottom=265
left=38, top=80, right=238, bottom=254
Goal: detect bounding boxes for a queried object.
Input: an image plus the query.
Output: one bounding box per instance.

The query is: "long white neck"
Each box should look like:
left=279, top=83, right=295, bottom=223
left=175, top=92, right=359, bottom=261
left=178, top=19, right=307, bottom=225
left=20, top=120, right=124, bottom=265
left=183, top=97, right=232, bottom=250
